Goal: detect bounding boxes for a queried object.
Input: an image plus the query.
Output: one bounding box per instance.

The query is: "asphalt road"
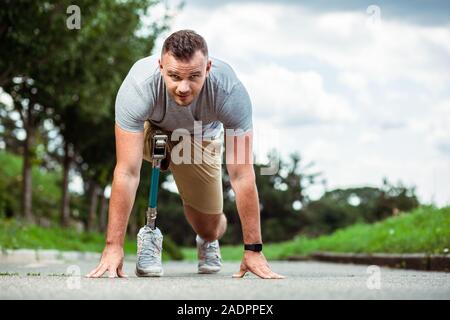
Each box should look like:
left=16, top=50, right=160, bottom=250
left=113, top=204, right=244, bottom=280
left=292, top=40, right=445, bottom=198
left=1, top=259, right=449, bottom=299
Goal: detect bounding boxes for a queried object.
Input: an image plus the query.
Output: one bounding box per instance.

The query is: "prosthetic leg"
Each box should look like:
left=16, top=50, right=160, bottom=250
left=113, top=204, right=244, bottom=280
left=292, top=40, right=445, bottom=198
left=135, top=130, right=168, bottom=277
left=146, top=131, right=168, bottom=229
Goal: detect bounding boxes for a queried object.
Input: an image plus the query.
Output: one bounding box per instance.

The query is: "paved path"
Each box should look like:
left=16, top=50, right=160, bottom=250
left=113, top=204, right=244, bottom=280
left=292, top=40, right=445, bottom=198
left=1, top=259, right=449, bottom=299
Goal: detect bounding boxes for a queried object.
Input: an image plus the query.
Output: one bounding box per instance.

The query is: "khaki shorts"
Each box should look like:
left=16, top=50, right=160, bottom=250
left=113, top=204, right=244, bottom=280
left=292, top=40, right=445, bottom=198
left=143, top=120, right=223, bottom=214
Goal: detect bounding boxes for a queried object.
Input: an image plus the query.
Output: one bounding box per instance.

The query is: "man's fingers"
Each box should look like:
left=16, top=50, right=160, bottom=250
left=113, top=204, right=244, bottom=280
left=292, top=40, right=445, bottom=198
left=90, top=264, right=108, bottom=278
left=118, top=268, right=128, bottom=278
left=249, top=264, right=286, bottom=279
left=232, top=269, right=247, bottom=278
left=234, top=262, right=273, bottom=279
left=86, top=263, right=103, bottom=278
left=258, top=269, right=285, bottom=279
left=117, top=261, right=128, bottom=278
left=248, top=263, right=272, bottom=279
left=86, top=264, right=128, bottom=279
left=268, top=271, right=286, bottom=279
left=108, top=268, right=118, bottom=278
left=232, top=264, right=247, bottom=278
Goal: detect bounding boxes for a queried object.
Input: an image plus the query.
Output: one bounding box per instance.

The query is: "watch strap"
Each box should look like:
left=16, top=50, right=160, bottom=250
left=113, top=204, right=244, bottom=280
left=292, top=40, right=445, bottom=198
left=244, top=243, right=263, bottom=252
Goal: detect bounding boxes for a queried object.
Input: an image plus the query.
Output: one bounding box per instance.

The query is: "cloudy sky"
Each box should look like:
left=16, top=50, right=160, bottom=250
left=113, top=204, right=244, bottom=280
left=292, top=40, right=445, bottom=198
left=145, top=0, right=450, bottom=206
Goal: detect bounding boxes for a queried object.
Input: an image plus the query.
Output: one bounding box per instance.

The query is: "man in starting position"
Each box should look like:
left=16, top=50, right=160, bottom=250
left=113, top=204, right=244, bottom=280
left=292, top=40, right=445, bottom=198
left=87, top=30, right=284, bottom=279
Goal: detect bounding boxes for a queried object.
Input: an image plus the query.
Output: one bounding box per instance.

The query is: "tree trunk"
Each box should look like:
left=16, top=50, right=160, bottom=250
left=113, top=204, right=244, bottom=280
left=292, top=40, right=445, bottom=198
left=98, top=190, right=108, bottom=233
left=60, top=142, right=73, bottom=227
left=22, top=109, right=34, bottom=223
left=87, top=181, right=100, bottom=232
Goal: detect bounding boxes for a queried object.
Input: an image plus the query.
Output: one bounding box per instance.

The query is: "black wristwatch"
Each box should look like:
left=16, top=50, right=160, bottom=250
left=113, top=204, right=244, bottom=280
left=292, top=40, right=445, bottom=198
left=244, top=243, right=263, bottom=252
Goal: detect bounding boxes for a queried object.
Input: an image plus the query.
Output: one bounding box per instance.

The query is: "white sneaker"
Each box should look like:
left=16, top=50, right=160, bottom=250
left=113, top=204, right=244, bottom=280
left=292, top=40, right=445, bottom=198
left=135, top=226, right=163, bottom=277
left=196, top=235, right=222, bottom=274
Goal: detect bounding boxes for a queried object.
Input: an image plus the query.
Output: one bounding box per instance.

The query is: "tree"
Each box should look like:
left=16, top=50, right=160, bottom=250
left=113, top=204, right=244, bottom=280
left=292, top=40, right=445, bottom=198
left=0, top=0, right=171, bottom=225
left=0, top=0, right=92, bottom=222
left=303, top=178, right=420, bottom=236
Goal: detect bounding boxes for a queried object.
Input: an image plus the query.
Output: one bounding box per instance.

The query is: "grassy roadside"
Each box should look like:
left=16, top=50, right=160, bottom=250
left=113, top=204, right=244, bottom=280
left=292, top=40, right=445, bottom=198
left=0, top=219, right=135, bottom=253
left=0, top=220, right=182, bottom=260
left=182, top=206, right=450, bottom=261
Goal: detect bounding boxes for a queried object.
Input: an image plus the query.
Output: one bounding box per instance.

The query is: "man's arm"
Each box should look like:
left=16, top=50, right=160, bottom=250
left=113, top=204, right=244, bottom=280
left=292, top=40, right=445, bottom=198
left=86, top=124, right=144, bottom=278
left=226, top=131, right=285, bottom=279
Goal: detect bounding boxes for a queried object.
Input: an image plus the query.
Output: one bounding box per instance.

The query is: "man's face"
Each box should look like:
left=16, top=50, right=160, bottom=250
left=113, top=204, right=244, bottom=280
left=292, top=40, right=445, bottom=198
left=159, top=50, right=211, bottom=106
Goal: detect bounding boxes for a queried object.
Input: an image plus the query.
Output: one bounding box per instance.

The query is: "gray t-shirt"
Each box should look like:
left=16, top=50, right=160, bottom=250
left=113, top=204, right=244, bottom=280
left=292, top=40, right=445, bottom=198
left=115, top=54, right=253, bottom=138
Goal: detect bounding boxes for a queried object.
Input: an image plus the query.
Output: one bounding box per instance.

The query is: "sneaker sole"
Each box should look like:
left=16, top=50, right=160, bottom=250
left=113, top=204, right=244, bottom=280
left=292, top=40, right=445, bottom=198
left=135, top=268, right=164, bottom=277
left=198, top=266, right=221, bottom=274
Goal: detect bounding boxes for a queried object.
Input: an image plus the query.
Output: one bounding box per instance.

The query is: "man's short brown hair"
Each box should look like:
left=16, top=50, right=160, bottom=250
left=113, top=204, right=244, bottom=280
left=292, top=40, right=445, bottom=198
left=162, top=30, right=208, bottom=61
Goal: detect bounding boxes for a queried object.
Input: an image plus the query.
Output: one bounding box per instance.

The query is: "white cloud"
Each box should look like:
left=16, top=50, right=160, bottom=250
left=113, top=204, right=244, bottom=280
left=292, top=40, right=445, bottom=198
left=410, top=99, right=450, bottom=157
left=303, top=139, right=340, bottom=163
left=240, top=65, right=356, bottom=126
left=358, top=131, right=380, bottom=144
left=338, top=72, right=368, bottom=92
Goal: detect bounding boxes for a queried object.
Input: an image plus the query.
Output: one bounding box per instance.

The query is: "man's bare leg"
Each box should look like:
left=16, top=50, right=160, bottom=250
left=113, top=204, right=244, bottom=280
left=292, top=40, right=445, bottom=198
left=183, top=203, right=226, bottom=273
left=183, top=204, right=227, bottom=242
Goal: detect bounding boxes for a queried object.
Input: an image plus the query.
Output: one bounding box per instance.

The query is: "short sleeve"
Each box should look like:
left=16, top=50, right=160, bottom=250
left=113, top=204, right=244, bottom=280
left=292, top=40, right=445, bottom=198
left=115, top=76, right=152, bottom=132
left=218, top=82, right=253, bottom=136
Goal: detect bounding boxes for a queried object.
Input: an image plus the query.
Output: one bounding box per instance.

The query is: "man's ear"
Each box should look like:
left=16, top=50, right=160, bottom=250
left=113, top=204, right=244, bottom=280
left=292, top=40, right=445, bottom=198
left=158, top=59, right=163, bottom=72
left=206, top=59, right=212, bottom=76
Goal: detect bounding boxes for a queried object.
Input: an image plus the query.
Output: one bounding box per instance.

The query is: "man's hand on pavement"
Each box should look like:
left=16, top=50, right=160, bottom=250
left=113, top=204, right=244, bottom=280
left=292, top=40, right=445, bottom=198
left=232, top=251, right=285, bottom=279
left=86, top=244, right=128, bottom=278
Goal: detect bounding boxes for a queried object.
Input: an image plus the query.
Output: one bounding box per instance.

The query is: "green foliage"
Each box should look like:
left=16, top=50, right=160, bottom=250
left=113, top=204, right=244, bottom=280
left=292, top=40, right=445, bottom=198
left=0, top=152, right=22, bottom=218
left=0, top=151, right=62, bottom=221
left=285, top=206, right=450, bottom=257
left=303, top=180, right=420, bottom=236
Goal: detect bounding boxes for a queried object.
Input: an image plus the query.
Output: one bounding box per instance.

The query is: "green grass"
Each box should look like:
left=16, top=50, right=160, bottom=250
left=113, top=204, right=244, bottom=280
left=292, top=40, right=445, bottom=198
left=182, top=206, right=450, bottom=261
left=0, top=218, right=135, bottom=253
left=0, top=219, right=177, bottom=260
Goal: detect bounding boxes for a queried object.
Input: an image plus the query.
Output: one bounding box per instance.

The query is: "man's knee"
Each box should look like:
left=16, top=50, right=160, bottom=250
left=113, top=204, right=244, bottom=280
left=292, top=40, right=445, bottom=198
left=184, top=205, right=227, bottom=241
left=197, top=230, right=219, bottom=242
left=197, top=214, right=226, bottom=241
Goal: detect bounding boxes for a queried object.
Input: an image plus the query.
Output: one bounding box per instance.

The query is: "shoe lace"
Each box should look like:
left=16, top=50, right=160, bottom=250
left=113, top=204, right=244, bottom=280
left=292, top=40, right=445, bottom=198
left=200, top=240, right=221, bottom=261
left=138, top=233, right=161, bottom=264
